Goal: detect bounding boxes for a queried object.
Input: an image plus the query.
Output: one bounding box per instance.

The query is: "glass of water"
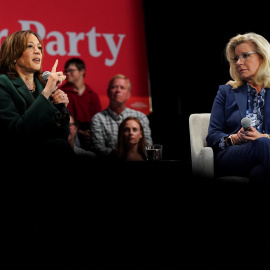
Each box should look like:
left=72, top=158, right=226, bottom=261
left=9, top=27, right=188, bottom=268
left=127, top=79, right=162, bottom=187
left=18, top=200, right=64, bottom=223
left=145, top=144, right=163, bottom=160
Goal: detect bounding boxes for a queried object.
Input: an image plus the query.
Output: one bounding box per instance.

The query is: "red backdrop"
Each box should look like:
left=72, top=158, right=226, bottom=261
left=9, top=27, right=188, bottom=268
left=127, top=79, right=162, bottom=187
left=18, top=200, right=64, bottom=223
left=0, top=0, right=151, bottom=114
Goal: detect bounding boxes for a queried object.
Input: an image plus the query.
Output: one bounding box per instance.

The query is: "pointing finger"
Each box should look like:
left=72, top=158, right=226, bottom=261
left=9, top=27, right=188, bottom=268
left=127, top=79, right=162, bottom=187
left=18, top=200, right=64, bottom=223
left=51, top=59, right=58, bottom=73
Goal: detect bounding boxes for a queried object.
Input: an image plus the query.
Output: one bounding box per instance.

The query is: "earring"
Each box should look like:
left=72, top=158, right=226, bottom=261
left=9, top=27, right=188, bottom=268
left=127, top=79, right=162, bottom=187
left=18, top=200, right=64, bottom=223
left=14, top=60, right=16, bottom=64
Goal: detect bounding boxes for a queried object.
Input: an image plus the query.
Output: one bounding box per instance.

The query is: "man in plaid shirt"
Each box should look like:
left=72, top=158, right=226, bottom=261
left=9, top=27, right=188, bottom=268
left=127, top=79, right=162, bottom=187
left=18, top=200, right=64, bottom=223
left=90, top=74, right=152, bottom=158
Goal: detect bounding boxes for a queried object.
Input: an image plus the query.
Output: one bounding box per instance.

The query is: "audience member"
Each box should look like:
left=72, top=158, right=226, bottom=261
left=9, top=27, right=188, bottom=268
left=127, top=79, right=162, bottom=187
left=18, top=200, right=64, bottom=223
left=90, top=74, right=153, bottom=158
left=59, top=57, right=102, bottom=151
left=206, top=32, right=270, bottom=181
left=68, top=113, right=96, bottom=158
left=0, top=30, right=75, bottom=172
left=114, top=116, right=147, bottom=161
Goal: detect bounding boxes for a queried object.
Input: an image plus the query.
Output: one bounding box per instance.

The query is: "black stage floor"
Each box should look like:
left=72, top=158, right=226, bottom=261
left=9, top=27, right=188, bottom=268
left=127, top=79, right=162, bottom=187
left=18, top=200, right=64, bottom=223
left=1, top=159, right=269, bottom=269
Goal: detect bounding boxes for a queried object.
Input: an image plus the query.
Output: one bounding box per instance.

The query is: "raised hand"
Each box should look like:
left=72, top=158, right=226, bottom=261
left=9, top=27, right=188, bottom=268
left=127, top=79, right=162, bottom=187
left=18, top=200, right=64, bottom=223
left=42, top=59, right=66, bottom=99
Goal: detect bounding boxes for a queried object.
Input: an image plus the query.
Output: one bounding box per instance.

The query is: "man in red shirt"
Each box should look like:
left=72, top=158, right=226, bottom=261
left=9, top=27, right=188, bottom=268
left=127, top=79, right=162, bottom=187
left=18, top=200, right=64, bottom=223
left=59, top=58, right=101, bottom=150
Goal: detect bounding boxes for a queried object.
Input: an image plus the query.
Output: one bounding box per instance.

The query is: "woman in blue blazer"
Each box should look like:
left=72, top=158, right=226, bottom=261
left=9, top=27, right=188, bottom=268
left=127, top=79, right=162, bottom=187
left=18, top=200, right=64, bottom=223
left=0, top=30, right=75, bottom=173
left=207, top=32, right=270, bottom=181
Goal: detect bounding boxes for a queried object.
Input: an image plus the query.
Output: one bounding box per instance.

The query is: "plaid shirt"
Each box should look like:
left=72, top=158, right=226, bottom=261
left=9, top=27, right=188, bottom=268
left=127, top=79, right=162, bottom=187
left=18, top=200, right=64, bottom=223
left=90, top=107, right=153, bottom=156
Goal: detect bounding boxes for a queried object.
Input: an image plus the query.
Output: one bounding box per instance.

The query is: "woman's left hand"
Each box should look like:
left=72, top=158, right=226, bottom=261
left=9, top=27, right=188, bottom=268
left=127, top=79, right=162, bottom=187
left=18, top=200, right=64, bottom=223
left=239, top=126, right=266, bottom=141
left=51, top=89, right=69, bottom=107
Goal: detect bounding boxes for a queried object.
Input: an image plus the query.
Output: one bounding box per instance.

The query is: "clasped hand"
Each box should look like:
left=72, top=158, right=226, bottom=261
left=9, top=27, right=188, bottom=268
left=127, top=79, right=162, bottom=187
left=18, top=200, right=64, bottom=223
left=235, top=126, right=265, bottom=144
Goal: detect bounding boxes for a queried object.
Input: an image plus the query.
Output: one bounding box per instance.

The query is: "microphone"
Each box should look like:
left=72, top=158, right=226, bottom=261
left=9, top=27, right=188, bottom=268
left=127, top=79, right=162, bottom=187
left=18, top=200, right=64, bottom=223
left=42, top=71, right=51, bottom=81
left=42, top=71, right=69, bottom=116
left=241, top=117, right=252, bottom=131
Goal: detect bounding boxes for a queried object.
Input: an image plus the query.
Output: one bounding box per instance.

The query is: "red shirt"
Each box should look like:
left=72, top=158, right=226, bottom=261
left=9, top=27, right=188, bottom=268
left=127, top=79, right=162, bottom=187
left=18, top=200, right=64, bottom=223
left=59, top=82, right=102, bottom=123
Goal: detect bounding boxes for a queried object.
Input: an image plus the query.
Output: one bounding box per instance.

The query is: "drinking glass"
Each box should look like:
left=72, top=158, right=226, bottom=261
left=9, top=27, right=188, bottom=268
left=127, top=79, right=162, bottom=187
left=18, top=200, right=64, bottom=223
left=145, top=144, right=163, bottom=160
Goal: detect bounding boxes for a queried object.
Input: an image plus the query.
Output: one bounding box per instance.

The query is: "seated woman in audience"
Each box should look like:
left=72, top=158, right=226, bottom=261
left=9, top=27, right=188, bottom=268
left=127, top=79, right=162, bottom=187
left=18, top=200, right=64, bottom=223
left=114, top=116, right=147, bottom=161
left=90, top=74, right=152, bottom=158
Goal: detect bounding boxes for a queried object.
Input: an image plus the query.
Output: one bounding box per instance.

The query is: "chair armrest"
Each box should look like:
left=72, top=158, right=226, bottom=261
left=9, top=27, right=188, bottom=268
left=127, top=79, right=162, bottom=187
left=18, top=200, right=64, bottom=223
left=192, top=147, right=214, bottom=179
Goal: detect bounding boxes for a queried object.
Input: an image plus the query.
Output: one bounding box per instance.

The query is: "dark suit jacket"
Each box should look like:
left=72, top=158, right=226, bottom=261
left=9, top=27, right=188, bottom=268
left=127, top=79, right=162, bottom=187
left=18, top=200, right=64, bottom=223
left=0, top=74, right=70, bottom=159
left=206, top=83, right=270, bottom=151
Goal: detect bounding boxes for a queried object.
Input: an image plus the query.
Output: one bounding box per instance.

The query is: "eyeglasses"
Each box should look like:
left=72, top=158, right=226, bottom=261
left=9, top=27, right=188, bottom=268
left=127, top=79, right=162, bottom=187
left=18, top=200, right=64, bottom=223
left=64, top=69, right=78, bottom=74
left=230, top=52, right=257, bottom=63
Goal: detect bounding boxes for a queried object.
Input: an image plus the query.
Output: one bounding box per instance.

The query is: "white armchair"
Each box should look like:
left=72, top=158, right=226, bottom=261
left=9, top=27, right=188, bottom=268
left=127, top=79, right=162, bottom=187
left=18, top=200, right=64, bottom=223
left=189, top=113, right=249, bottom=182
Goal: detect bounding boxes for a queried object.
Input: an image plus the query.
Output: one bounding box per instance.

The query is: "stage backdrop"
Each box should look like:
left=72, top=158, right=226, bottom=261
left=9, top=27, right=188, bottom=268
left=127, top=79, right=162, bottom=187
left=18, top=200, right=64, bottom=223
left=0, top=0, right=151, bottom=115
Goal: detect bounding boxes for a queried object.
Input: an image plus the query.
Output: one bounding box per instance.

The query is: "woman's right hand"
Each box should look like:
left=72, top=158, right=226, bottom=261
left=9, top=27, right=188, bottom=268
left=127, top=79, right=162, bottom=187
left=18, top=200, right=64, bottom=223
left=229, top=129, right=246, bottom=145
left=234, top=126, right=255, bottom=144
left=42, top=59, right=66, bottom=99
left=235, top=129, right=246, bottom=144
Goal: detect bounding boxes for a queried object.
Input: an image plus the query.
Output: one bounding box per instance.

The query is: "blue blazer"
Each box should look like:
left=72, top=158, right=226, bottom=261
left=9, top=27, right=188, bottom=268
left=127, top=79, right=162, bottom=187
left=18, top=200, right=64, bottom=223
left=206, top=83, right=270, bottom=151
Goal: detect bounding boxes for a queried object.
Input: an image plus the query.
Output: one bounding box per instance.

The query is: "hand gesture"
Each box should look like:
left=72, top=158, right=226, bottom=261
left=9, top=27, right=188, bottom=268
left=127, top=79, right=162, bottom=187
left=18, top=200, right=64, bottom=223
left=42, top=59, right=66, bottom=99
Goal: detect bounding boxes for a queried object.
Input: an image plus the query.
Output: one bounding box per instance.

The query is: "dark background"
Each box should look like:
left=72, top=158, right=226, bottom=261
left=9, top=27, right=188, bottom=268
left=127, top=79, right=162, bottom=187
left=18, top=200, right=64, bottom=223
left=142, top=0, right=270, bottom=161
left=3, top=2, right=270, bottom=269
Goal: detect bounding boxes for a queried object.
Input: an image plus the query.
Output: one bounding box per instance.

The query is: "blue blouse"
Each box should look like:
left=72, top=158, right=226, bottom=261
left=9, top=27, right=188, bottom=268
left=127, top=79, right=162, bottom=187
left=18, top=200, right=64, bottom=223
left=218, top=82, right=266, bottom=149
left=246, top=83, right=265, bottom=133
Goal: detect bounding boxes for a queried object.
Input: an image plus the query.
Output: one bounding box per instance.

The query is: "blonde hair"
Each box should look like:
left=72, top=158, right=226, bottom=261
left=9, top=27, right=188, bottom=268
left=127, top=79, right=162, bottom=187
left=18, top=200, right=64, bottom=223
left=107, top=74, right=131, bottom=92
left=225, top=32, right=270, bottom=89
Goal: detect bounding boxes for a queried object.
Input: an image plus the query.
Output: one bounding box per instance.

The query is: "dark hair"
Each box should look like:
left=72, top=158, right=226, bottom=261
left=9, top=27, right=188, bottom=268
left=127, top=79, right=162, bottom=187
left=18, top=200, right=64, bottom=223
left=69, top=112, right=78, bottom=127
left=0, top=30, right=43, bottom=79
left=64, top=57, right=86, bottom=77
left=117, top=116, right=146, bottom=159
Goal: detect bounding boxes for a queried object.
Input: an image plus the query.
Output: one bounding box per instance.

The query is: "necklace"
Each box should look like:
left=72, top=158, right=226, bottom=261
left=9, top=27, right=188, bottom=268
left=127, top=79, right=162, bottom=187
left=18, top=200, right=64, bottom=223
left=29, top=81, right=36, bottom=93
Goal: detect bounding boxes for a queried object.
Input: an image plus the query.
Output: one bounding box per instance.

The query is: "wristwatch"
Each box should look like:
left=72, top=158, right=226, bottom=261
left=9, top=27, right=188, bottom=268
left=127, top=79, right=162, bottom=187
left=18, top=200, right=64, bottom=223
left=226, top=135, right=234, bottom=146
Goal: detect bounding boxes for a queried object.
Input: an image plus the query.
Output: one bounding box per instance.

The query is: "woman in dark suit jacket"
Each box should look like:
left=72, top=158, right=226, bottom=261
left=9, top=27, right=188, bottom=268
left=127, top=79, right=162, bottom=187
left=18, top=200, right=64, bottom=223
left=207, top=32, right=270, bottom=181
left=0, top=30, right=75, bottom=173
